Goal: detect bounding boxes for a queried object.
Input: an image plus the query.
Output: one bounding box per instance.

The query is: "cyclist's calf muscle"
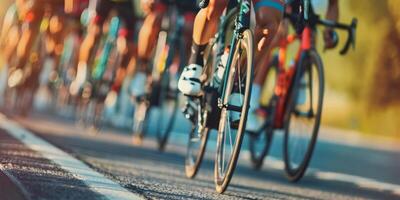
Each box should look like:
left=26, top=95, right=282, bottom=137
left=138, top=11, right=163, bottom=65
left=255, top=7, right=282, bottom=52
left=193, top=0, right=227, bottom=45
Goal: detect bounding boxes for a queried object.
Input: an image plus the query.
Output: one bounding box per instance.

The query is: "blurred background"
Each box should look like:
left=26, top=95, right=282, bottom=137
left=0, top=0, right=399, bottom=137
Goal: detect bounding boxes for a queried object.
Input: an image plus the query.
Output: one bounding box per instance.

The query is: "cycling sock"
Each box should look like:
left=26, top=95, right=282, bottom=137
left=188, top=43, right=207, bottom=67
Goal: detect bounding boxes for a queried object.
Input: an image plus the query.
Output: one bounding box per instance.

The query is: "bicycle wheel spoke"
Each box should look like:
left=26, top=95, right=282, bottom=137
left=215, top=29, right=254, bottom=193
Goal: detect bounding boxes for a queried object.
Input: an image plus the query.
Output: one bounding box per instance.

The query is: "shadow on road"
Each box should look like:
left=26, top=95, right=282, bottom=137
left=23, top=125, right=399, bottom=200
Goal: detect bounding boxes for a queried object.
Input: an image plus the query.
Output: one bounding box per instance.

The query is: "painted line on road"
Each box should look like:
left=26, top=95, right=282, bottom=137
left=0, top=114, right=143, bottom=200
left=241, top=151, right=400, bottom=196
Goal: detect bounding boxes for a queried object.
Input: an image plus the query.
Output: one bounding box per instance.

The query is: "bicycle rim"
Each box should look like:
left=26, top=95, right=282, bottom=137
left=156, top=71, right=179, bottom=151
left=185, top=99, right=210, bottom=178
left=283, top=50, right=324, bottom=182
left=248, top=57, right=279, bottom=170
left=215, top=29, right=254, bottom=194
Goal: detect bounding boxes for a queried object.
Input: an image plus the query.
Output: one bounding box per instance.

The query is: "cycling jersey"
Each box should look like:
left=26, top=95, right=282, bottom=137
left=254, top=0, right=285, bottom=13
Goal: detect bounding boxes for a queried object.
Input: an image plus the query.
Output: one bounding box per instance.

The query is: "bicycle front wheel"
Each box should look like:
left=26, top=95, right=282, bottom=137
left=215, top=29, right=254, bottom=193
left=283, top=50, right=324, bottom=182
left=156, top=70, right=179, bottom=151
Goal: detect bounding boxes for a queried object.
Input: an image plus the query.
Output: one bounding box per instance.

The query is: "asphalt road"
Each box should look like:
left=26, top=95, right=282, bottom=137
left=1, top=111, right=400, bottom=200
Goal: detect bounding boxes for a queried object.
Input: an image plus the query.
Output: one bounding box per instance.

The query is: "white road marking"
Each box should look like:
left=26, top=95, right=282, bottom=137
left=241, top=151, right=400, bottom=196
left=0, top=114, right=143, bottom=200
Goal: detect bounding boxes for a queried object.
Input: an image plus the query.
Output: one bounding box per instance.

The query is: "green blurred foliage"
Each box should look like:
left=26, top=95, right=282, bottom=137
left=321, top=0, right=400, bottom=136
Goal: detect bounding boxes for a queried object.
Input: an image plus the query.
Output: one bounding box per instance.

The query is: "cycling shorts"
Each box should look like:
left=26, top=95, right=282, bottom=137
left=94, top=0, right=136, bottom=40
left=253, top=0, right=285, bottom=13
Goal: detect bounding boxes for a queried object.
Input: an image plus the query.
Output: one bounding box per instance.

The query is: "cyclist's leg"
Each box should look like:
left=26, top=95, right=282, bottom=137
left=137, top=0, right=166, bottom=68
left=112, top=1, right=137, bottom=93
left=129, top=0, right=167, bottom=97
left=247, top=0, right=284, bottom=130
left=178, top=0, right=228, bottom=96
left=253, top=0, right=283, bottom=92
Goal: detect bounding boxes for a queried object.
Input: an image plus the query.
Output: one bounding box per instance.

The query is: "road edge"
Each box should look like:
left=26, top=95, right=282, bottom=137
left=0, top=114, right=144, bottom=200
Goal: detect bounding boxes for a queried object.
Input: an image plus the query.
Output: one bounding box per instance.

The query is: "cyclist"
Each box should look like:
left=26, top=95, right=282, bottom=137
left=177, top=0, right=285, bottom=95
left=249, top=0, right=339, bottom=130
left=130, top=0, right=199, bottom=97
left=73, top=0, right=137, bottom=98
left=176, top=0, right=339, bottom=127
left=54, top=0, right=89, bottom=108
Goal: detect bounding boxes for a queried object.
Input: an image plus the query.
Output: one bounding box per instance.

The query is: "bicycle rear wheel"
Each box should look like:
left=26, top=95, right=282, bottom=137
left=156, top=69, right=179, bottom=151
left=154, top=29, right=180, bottom=150
left=248, top=56, right=279, bottom=170
left=283, top=50, right=324, bottom=182
left=215, top=29, right=254, bottom=193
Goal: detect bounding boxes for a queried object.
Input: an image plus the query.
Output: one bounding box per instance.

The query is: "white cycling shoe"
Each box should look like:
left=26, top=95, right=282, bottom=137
left=178, top=64, right=203, bottom=96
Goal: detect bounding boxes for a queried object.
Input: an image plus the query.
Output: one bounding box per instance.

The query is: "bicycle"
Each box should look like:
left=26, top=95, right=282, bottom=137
left=131, top=5, right=189, bottom=151
left=183, top=0, right=254, bottom=193
left=248, top=3, right=357, bottom=181
left=77, top=7, right=132, bottom=133
left=52, top=4, right=91, bottom=117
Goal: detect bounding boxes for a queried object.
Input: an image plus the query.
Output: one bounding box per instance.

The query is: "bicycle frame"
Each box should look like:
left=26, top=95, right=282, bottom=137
left=191, top=0, right=252, bottom=128
left=273, top=26, right=313, bottom=128
left=154, top=6, right=186, bottom=79
left=272, top=9, right=357, bottom=128
left=219, top=0, right=252, bottom=106
left=92, top=16, right=121, bottom=80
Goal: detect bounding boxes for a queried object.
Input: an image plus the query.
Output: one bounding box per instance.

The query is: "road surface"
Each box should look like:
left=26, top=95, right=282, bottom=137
left=0, top=111, right=399, bottom=200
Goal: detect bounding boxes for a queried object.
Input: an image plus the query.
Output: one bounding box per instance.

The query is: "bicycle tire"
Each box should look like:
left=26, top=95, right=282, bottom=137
left=283, top=50, right=324, bottom=182
left=215, top=29, right=254, bottom=194
left=185, top=98, right=210, bottom=178
left=156, top=70, right=179, bottom=151
left=154, top=30, right=180, bottom=151
left=184, top=35, right=219, bottom=179
left=248, top=56, right=279, bottom=170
